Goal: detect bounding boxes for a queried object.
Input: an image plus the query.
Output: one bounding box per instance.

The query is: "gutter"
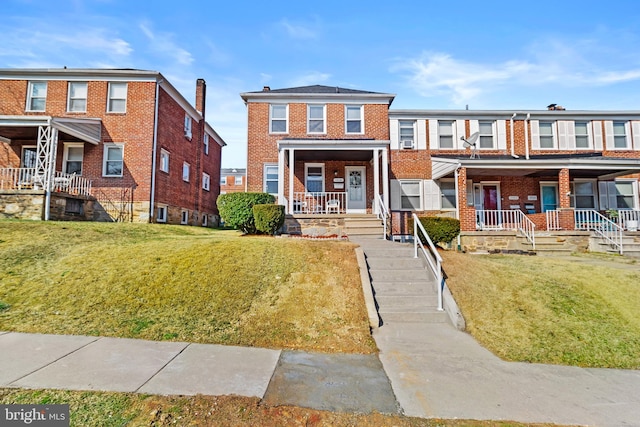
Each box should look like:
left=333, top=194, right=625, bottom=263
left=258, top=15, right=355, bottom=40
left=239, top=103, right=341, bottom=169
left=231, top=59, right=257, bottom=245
left=149, top=78, right=162, bottom=222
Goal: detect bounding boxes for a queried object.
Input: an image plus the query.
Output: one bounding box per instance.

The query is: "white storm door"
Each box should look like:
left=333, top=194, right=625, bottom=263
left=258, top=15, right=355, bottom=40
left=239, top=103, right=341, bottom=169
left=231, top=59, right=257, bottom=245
left=346, top=166, right=366, bottom=213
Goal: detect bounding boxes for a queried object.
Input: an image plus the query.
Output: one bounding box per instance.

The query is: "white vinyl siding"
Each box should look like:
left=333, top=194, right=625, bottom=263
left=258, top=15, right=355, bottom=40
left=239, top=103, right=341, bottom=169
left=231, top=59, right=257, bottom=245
left=107, top=82, right=127, bottom=113
left=67, top=82, right=87, bottom=112
left=26, top=81, right=47, bottom=112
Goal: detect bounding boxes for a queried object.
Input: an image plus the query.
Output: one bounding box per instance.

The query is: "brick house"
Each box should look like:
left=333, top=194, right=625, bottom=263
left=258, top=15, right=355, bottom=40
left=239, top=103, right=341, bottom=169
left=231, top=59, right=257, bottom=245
left=243, top=85, right=640, bottom=249
left=220, top=168, right=246, bottom=194
left=0, top=68, right=225, bottom=225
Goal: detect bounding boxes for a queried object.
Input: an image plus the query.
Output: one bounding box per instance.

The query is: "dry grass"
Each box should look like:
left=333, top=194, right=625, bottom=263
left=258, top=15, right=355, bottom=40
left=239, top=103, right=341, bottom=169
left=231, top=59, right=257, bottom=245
left=0, top=388, right=576, bottom=427
left=0, top=220, right=375, bottom=354
left=441, top=251, right=640, bottom=368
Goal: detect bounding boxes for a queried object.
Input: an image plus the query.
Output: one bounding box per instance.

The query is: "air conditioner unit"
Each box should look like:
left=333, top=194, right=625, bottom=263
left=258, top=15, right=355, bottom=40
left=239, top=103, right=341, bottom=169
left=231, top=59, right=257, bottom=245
left=401, top=139, right=414, bottom=149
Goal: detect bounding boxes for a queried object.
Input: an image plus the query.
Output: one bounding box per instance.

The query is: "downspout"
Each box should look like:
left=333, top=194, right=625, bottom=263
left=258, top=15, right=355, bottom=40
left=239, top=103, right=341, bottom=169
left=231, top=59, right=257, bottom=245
left=525, top=113, right=531, bottom=160
left=455, top=165, right=461, bottom=250
left=510, top=113, right=519, bottom=158
left=149, top=79, right=162, bottom=222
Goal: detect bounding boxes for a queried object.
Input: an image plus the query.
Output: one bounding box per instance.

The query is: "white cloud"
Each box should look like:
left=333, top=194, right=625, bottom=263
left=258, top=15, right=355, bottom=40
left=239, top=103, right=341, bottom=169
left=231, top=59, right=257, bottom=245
left=139, top=21, right=193, bottom=66
left=279, top=18, right=318, bottom=39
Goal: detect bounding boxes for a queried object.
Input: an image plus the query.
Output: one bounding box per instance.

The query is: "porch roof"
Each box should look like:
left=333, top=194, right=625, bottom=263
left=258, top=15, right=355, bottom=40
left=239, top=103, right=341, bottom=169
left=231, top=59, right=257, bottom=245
left=0, top=115, right=102, bottom=145
left=278, top=139, right=390, bottom=161
left=432, top=155, right=640, bottom=180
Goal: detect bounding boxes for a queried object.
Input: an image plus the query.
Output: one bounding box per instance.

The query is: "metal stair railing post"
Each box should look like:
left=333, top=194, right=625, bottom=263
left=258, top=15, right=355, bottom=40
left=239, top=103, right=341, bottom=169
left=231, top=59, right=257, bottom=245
left=413, top=213, right=443, bottom=311
left=375, top=194, right=389, bottom=240
left=575, top=209, right=623, bottom=254
left=517, top=210, right=536, bottom=250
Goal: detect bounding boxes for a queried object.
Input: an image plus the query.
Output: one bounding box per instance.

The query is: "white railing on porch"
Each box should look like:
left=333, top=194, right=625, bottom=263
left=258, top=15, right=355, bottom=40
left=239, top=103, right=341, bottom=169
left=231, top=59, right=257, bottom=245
left=413, top=213, right=443, bottom=312
left=546, top=209, right=561, bottom=231
left=617, top=210, right=640, bottom=231
left=374, top=194, right=389, bottom=239
left=0, top=167, right=92, bottom=197
left=291, top=192, right=346, bottom=214
left=575, top=209, right=623, bottom=254
left=476, top=209, right=536, bottom=249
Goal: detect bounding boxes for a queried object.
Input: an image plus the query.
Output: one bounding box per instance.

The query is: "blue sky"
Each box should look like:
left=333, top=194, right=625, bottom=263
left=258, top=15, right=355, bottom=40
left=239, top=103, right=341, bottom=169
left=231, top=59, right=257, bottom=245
left=2, top=0, right=640, bottom=167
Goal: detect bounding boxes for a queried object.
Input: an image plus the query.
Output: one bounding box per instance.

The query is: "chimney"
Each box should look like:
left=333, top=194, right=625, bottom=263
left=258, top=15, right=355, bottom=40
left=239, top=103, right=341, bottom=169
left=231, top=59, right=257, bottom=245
left=263, top=86, right=270, bottom=92
left=547, top=104, right=557, bottom=110
left=196, top=78, right=206, bottom=118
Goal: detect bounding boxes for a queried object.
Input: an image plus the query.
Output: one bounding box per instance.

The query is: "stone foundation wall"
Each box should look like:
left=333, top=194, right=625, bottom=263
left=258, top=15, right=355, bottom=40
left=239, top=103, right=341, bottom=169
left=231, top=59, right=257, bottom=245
left=49, top=194, right=95, bottom=221
left=460, top=231, right=520, bottom=252
left=283, top=214, right=346, bottom=237
left=0, top=191, right=45, bottom=220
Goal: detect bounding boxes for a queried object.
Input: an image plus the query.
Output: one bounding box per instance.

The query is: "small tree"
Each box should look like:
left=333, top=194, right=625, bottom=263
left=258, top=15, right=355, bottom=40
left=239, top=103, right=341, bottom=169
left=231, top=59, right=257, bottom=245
left=217, top=193, right=275, bottom=234
left=253, top=204, right=285, bottom=235
left=409, top=216, right=460, bottom=246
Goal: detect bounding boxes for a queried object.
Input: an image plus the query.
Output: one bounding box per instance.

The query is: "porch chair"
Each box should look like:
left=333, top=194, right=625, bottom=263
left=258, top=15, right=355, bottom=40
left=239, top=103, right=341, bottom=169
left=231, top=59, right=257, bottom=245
left=326, top=199, right=340, bottom=214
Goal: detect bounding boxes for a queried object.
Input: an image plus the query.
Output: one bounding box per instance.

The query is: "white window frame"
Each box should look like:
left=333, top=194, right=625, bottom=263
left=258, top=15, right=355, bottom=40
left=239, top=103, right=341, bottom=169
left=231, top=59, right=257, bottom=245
left=156, top=205, right=168, bottom=223
left=305, top=163, right=325, bottom=193
left=203, top=134, right=209, bottom=155
left=67, top=81, right=88, bottom=113
left=184, top=114, right=193, bottom=140
left=599, top=179, right=638, bottom=210
left=399, top=120, right=415, bottom=149
left=270, top=104, right=288, bottom=133
left=570, top=179, right=597, bottom=209
left=307, top=104, right=326, bottom=134
left=612, top=121, right=630, bottom=149
left=63, top=143, right=84, bottom=175
left=221, top=176, right=227, bottom=185
left=26, top=81, right=47, bottom=112
left=102, top=143, right=124, bottom=177
left=439, top=179, right=457, bottom=210
left=264, top=163, right=279, bottom=194
left=399, top=180, right=423, bottom=211
left=160, top=149, right=170, bottom=173
left=182, top=162, right=190, bottom=182
left=539, top=121, right=556, bottom=149
left=345, top=105, right=364, bottom=134
left=202, top=172, right=211, bottom=191
left=202, top=214, right=208, bottom=227
left=233, top=175, right=242, bottom=186
left=574, top=121, right=592, bottom=149
left=438, top=120, right=455, bottom=149
left=478, top=121, right=495, bottom=149
left=181, top=210, right=189, bottom=225
left=107, top=82, right=127, bottom=113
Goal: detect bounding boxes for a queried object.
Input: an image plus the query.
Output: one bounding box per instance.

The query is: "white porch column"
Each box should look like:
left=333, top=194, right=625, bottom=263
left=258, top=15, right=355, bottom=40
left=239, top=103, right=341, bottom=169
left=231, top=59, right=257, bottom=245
left=277, top=147, right=286, bottom=211
left=382, top=146, right=389, bottom=210
left=373, top=148, right=380, bottom=214
left=288, top=148, right=295, bottom=213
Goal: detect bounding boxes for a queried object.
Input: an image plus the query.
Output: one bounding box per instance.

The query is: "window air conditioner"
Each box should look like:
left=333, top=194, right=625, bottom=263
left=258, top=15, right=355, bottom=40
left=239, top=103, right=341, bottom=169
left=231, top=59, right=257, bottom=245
left=401, top=139, right=414, bottom=149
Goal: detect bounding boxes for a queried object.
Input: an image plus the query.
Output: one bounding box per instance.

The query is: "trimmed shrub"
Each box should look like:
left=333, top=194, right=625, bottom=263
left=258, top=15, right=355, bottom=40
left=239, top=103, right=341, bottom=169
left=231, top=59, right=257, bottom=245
left=253, top=204, right=286, bottom=235
left=217, top=192, right=275, bottom=234
left=408, top=216, right=460, bottom=246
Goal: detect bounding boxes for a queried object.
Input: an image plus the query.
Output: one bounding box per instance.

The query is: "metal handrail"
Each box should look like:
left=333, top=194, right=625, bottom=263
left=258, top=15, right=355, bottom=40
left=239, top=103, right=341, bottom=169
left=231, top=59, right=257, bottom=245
left=476, top=209, right=536, bottom=250
left=413, top=213, right=443, bottom=311
left=375, top=194, right=389, bottom=239
left=575, top=209, right=623, bottom=254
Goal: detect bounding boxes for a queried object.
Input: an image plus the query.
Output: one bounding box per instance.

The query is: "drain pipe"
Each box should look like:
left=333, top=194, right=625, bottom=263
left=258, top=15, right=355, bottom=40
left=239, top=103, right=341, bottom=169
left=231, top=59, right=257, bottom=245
left=149, top=78, right=162, bottom=222
left=524, top=113, right=531, bottom=160
left=510, top=113, right=519, bottom=158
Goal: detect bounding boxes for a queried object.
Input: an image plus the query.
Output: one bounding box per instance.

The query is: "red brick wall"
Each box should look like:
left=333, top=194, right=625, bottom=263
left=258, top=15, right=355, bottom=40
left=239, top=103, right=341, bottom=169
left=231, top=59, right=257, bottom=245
left=221, top=175, right=245, bottom=193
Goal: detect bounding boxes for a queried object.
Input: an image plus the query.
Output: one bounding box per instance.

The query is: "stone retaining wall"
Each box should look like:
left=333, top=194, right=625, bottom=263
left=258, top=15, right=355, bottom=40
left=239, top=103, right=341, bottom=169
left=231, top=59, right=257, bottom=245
left=282, top=214, right=346, bottom=237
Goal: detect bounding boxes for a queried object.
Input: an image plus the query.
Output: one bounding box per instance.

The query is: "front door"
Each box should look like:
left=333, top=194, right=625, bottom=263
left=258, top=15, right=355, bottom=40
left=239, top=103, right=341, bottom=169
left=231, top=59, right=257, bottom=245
left=480, top=183, right=501, bottom=228
left=346, top=166, right=366, bottom=213
left=541, top=184, right=558, bottom=212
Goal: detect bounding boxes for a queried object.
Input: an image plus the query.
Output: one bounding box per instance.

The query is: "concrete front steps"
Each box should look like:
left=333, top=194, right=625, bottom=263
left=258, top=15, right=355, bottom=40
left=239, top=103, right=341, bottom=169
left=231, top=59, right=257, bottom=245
left=593, top=233, right=640, bottom=258
left=344, top=215, right=385, bottom=238
left=518, top=233, right=578, bottom=256
left=352, top=238, right=447, bottom=325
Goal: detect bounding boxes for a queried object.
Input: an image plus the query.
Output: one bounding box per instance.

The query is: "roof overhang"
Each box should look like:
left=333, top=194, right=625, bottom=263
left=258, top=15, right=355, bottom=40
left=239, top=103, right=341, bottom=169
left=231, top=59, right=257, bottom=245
left=0, top=115, right=102, bottom=145
left=241, top=92, right=395, bottom=105
left=278, top=139, right=390, bottom=162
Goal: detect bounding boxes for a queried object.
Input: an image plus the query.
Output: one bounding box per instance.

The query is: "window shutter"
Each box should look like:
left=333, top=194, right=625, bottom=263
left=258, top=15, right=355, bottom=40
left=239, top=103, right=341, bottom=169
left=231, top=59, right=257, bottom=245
left=466, top=179, right=473, bottom=207
left=455, top=120, right=465, bottom=149
left=423, top=179, right=441, bottom=210
left=604, top=121, right=614, bottom=149
left=416, top=120, right=427, bottom=150
left=390, top=179, right=401, bottom=210
left=531, top=120, right=541, bottom=149
left=496, top=120, right=507, bottom=150
left=592, top=120, right=603, bottom=150
left=557, top=120, right=568, bottom=150
left=389, top=119, right=399, bottom=150
left=428, top=120, right=438, bottom=149
left=566, top=121, right=576, bottom=149
left=598, top=181, right=608, bottom=210
left=632, top=121, right=640, bottom=151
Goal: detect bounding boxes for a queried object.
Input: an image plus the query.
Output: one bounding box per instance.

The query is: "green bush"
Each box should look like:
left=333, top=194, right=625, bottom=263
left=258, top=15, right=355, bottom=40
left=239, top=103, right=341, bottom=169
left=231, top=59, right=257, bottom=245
left=408, top=216, right=460, bottom=246
left=217, top=193, right=275, bottom=234
left=253, top=204, right=285, bottom=235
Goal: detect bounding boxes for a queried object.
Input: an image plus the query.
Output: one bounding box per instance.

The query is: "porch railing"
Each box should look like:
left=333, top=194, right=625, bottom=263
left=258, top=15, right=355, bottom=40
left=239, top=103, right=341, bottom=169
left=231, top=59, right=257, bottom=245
left=374, top=194, right=389, bottom=239
left=575, top=209, right=623, bottom=254
left=291, top=192, right=346, bottom=214
left=0, top=168, right=92, bottom=197
left=617, top=210, right=640, bottom=231
left=476, top=209, right=536, bottom=249
left=546, top=209, right=561, bottom=231
left=413, top=213, right=443, bottom=311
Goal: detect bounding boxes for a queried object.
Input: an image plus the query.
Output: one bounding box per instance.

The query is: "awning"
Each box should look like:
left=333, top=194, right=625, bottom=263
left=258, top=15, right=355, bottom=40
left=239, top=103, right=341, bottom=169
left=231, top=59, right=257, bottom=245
left=0, top=115, right=102, bottom=145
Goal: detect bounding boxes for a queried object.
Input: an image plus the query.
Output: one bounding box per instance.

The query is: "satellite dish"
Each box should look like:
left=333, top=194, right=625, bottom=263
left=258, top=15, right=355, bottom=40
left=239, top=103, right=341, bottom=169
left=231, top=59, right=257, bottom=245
left=460, top=132, right=480, bottom=159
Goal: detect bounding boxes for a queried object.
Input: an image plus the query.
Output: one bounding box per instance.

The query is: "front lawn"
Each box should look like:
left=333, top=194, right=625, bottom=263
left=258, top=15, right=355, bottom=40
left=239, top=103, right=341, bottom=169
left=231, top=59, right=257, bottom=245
left=0, top=220, right=375, bottom=354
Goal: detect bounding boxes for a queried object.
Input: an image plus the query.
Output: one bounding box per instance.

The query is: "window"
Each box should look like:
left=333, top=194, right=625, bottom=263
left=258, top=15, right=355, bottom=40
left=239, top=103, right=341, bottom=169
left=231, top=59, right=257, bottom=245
left=67, top=82, right=87, bottom=112
left=157, top=205, right=167, bottom=223
left=264, top=164, right=278, bottom=194
left=440, top=180, right=457, bottom=209
left=439, top=121, right=454, bottom=149
left=478, top=121, right=494, bottom=149
left=203, top=134, right=209, bottom=155
left=182, top=162, right=190, bottom=182
left=202, top=173, right=210, bottom=191
left=184, top=114, right=192, bottom=140
left=308, top=105, right=325, bottom=133
left=574, top=121, right=590, bottom=149
left=103, top=144, right=123, bottom=177
left=221, top=176, right=227, bottom=185
left=181, top=210, right=189, bottom=225
left=26, top=81, right=47, bottom=111
left=571, top=181, right=596, bottom=209
left=399, top=120, right=415, bottom=149
left=613, top=122, right=628, bottom=149
left=202, top=215, right=208, bottom=227
left=345, top=105, right=363, bottom=133
left=160, top=149, right=170, bottom=173
left=233, top=176, right=242, bottom=186
left=599, top=180, right=637, bottom=210
left=539, top=121, right=555, bottom=148
left=270, top=104, right=288, bottom=133
left=107, top=82, right=127, bottom=113
left=400, top=181, right=421, bottom=210
left=63, top=144, right=84, bottom=175
left=305, top=164, right=324, bottom=193
left=65, top=199, right=83, bottom=215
